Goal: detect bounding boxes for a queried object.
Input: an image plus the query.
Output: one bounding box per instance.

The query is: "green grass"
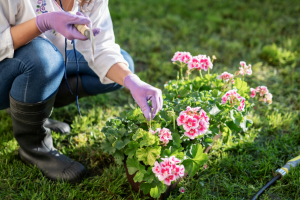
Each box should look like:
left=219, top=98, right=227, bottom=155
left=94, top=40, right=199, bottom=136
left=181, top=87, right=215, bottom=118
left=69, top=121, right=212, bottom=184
left=1, top=0, right=300, bottom=199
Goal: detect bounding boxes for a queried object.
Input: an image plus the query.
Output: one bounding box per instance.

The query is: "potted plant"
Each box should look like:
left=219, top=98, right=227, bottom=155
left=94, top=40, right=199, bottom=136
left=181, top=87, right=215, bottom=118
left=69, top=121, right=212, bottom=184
left=101, top=52, right=272, bottom=199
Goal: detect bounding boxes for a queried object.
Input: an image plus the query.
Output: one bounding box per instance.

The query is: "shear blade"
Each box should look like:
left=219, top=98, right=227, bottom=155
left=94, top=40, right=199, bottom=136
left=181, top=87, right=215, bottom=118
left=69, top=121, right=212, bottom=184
left=84, top=29, right=95, bottom=61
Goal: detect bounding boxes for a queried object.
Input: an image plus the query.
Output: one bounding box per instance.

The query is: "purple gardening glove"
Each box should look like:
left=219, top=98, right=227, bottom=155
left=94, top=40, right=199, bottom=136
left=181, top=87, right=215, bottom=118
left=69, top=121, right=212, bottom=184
left=76, top=11, right=101, bottom=36
left=36, top=11, right=100, bottom=40
left=124, top=74, right=163, bottom=121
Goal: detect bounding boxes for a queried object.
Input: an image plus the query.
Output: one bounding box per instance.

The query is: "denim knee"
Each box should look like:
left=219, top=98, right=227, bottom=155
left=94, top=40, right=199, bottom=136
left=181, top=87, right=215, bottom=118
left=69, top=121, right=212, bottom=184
left=10, top=37, right=65, bottom=103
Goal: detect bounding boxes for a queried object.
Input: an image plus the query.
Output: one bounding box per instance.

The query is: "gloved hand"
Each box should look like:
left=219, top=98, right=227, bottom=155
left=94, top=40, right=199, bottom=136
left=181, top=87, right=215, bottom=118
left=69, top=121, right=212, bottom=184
left=75, top=11, right=101, bottom=36
left=36, top=11, right=100, bottom=40
left=124, top=74, right=163, bottom=121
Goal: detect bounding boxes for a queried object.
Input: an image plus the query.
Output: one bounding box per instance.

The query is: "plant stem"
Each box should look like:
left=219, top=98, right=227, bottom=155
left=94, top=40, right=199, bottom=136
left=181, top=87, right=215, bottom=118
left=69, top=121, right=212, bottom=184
left=199, top=70, right=203, bottom=78
left=176, top=72, right=179, bottom=95
left=173, top=114, right=175, bottom=131
left=149, top=108, right=152, bottom=130
left=208, top=67, right=210, bottom=75
left=180, top=67, right=183, bottom=81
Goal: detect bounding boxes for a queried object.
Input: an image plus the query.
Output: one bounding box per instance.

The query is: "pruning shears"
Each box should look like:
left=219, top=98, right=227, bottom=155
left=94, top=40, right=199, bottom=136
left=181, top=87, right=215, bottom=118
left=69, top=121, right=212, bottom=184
left=74, top=24, right=95, bottom=61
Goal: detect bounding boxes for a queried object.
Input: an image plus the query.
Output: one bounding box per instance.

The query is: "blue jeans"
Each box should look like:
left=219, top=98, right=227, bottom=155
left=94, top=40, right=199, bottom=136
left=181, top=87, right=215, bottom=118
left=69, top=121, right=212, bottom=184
left=0, top=37, right=134, bottom=110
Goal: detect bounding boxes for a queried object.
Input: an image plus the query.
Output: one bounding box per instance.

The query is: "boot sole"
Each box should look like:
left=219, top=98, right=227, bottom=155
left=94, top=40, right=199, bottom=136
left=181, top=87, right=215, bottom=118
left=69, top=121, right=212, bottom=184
left=19, top=149, right=87, bottom=184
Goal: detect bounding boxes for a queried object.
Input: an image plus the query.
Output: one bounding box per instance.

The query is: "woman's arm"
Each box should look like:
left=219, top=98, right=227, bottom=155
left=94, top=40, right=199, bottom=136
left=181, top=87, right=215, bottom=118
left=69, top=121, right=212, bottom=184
left=9, top=12, right=93, bottom=51
left=106, top=62, right=133, bottom=85
left=10, top=18, right=41, bottom=50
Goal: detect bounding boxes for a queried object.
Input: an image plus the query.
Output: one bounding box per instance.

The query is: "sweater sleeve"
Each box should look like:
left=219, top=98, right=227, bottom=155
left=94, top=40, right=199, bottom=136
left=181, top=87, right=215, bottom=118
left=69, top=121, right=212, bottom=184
left=0, top=1, right=20, bottom=61
left=75, top=0, right=129, bottom=84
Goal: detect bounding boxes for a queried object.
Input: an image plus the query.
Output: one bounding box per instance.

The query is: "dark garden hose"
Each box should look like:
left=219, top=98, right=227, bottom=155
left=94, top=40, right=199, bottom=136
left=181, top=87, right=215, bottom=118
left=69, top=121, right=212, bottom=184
left=251, top=155, right=300, bottom=200
left=251, top=174, right=280, bottom=200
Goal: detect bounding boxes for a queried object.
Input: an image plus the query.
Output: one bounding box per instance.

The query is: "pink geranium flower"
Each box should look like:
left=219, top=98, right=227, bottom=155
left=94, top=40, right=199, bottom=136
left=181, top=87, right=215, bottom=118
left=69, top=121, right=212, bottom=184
left=221, top=89, right=245, bottom=111
left=217, top=72, right=235, bottom=83
left=152, top=156, right=185, bottom=186
left=238, top=61, right=252, bottom=76
left=188, top=57, right=201, bottom=70
left=256, top=86, right=269, bottom=96
left=199, top=110, right=209, bottom=123
left=164, top=175, right=175, bottom=185
left=250, top=88, right=257, bottom=98
left=171, top=51, right=192, bottom=64
left=184, top=129, right=198, bottom=139
left=169, top=156, right=181, bottom=164
left=152, top=161, right=161, bottom=174
left=179, top=187, right=185, bottom=193
left=177, top=106, right=210, bottom=139
left=264, top=93, right=272, bottom=104
left=197, top=55, right=213, bottom=71
left=177, top=113, right=187, bottom=126
left=197, top=120, right=209, bottom=134
left=183, top=117, right=198, bottom=131
left=158, top=128, right=173, bottom=144
left=222, top=96, right=228, bottom=104
left=252, top=86, right=272, bottom=105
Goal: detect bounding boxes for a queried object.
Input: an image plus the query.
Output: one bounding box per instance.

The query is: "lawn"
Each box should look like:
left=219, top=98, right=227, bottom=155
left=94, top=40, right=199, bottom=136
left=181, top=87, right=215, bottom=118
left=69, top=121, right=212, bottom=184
left=1, top=0, right=300, bottom=199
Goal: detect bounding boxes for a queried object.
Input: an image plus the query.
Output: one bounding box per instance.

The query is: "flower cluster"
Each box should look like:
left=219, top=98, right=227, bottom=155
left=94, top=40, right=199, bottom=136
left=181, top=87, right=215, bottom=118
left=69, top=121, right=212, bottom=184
left=216, top=72, right=235, bottom=84
left=250, top=86, right=272, bottom=104
left=238, top=61, right=252, bottom=76
left=188, top=55, right=213, bottom=71
left=171, top=52, right=213, bottom=71
left=152, top=156, right=185, bottom=186
left=221, top=89, right=245, bottom=111
left=171, top=51, right=192, bottom=64
left=177, top=106, right=209, bottom=139
left=179, top=187, right=185, bottom=193
left=150, top=128, right=173, bottom=145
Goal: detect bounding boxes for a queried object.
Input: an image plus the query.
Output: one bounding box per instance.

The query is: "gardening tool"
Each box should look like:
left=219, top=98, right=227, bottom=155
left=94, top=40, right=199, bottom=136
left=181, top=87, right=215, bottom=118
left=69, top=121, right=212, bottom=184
left=251, top=155, right=300, bottom=200
left=74, top=24, right=95, bottom=61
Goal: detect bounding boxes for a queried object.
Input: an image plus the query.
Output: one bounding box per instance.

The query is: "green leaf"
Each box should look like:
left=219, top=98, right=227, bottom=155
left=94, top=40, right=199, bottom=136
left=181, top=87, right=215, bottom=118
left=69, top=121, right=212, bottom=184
left=132, top=128, right=146, bottom=140
left=210, top=125, right=220, bottom=136
left=140, top=183, right=152, bottom=194
left=182, top=144, right=209, bottom=177
left=136, top=148, right=147, bottom=164
left=178, top=85, right=190, bottom=98
left=150, top=182, right=167, bottom=198
left=119, top=127, right=126, bottom=136
left=140, top=131, right=156, bottom=148
left=137, top=114, right=147, bottom=122
left=115, top=138, right=131, bottom=150
left=240, top=118, right=253, bottom=132
left=132, top=162, right=146, bottom=182
left=101, top=136, right=116, bottom=155
left=172, top=133, right=182, bottom=147
left=133, top=170, right=145, bottom=182
left=150, top=187, right=160, bottom=198
left=113, top=150, right=125, bottom=165
left=143, top=168, right=155, bottom=183
left=204, top=138, right=213, bottom=143
left=115, top=140, right=125, bottom=150
left=136, top=146, right=161, bottom=166
left=212, top=89, right=221, bottom=97
left=234, top=78, right=249, bottom=95
left=209, top=105, right=221, bottom=116
left=125, top=141, right=139, bottom=158
left=126, top=157, right=140, bottom=175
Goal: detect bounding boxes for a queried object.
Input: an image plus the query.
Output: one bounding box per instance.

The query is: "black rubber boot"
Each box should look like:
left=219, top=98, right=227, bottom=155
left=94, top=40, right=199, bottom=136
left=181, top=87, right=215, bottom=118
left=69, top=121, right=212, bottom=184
left=10, top=93, right=86, bottom=183
left=54, top=75, right=89, bottom=108
left=5, top=108, right=70, bottom=134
